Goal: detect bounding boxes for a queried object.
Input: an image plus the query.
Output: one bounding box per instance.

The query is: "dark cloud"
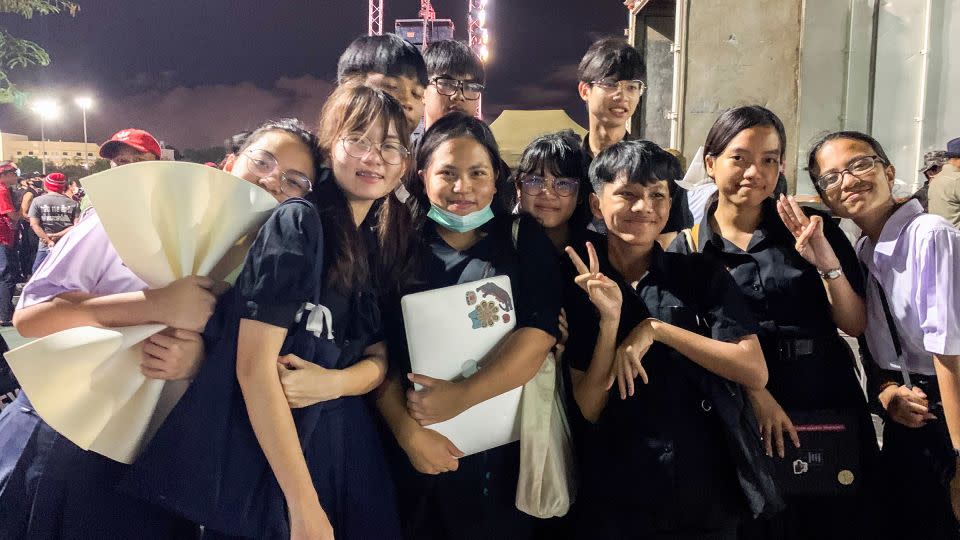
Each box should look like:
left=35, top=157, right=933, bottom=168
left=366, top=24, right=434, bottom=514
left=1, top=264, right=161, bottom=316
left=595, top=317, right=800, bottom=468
left=3, top=76, right=334, bottom=149
left=0, top=0, right=626, bottom=148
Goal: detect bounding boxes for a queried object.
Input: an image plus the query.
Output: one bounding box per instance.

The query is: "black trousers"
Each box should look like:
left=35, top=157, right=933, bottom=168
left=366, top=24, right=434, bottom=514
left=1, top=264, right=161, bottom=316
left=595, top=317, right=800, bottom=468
left=879, top=376, right=959, bottom=540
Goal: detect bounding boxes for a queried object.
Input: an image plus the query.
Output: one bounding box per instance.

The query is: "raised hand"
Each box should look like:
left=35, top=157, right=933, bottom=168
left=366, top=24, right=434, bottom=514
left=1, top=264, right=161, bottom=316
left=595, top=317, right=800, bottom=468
left=776, top=194, right=842, bottom=273
left=565, top=242, right=622, bottom=323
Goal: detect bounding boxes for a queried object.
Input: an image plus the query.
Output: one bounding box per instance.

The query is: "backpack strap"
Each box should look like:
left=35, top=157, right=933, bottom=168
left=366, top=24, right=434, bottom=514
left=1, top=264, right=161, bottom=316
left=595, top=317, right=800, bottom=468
left=682, top=223, right=701, bottom=253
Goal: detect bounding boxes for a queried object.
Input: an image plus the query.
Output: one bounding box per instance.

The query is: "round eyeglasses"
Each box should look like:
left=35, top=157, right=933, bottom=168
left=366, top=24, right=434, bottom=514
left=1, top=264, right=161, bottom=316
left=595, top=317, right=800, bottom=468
left=520, top=175, right=580, bottom=198
left=340, top=135, right=409, bottom=166
left=242, top=149, right=313, bottom=196
left=815, top=155, right=885, bottom=191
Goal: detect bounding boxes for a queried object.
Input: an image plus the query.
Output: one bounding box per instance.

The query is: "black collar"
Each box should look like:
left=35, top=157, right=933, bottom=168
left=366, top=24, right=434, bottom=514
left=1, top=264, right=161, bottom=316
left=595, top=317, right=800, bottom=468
left=698, top=195, right=787, bottom=254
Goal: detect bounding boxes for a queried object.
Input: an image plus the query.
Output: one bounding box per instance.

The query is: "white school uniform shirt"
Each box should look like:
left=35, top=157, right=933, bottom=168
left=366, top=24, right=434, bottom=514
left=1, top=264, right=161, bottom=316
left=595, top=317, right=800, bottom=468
left=857, top=199, right=960, bottom=376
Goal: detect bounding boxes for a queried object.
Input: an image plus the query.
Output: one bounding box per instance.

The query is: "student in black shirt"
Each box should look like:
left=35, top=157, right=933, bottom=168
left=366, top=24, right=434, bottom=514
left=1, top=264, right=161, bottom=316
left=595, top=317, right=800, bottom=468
left=377, top=113, right=561, bottom=540
left=564, top=139, right=779, bottom=539
left=576, top=38, right=644, bottom=167
left=668, top=106, right=879, bottom=539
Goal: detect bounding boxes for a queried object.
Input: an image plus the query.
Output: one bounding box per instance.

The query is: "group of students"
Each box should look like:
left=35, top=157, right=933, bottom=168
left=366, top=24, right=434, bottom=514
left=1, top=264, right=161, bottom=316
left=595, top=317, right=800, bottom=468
left=0, top=32, right=957, bottom=540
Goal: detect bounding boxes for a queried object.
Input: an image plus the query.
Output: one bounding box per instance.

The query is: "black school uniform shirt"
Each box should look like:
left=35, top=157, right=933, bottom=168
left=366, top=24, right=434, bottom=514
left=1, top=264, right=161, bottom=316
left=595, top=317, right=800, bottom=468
left=563, top=232, right=760, bottom=531
left=389, top=213, right=561, bottom=374
left=669, top=197, right=867, bottom=410
left=238, top=194, right=381, bottom=363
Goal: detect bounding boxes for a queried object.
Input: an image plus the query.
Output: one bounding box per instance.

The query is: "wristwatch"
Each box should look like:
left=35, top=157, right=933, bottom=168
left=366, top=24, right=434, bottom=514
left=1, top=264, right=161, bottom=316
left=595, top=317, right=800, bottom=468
left=818, top=267, right=843, bottom=280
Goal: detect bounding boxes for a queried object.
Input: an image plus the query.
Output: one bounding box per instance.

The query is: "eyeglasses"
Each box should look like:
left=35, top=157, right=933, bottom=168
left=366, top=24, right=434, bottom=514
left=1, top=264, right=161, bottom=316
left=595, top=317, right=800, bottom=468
left=520, top=175, right=580, bottom=198
left=431, top=77, right=485, bottom=100
left=340, top=135, right=409, bottom=166
left=590, top=79, right=646, bottom=97
left=242, top=149, right=313, bottom=196
left=815, top=155, right=885, bottom=191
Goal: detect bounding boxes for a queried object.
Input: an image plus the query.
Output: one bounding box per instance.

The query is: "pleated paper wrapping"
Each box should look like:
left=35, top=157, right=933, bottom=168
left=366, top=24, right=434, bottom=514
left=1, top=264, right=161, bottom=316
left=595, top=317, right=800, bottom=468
left=6, top=161, right=277, bottom=463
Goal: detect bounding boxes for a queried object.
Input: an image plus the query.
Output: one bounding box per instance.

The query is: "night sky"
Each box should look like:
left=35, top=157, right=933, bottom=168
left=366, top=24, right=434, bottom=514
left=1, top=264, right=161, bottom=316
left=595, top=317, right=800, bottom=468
left=0, top=0, right=626, bottom=149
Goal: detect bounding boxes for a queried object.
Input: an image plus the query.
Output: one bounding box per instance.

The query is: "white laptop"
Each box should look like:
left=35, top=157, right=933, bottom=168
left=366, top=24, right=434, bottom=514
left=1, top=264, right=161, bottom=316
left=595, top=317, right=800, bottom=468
left=401, top=275, right=522, bottom=456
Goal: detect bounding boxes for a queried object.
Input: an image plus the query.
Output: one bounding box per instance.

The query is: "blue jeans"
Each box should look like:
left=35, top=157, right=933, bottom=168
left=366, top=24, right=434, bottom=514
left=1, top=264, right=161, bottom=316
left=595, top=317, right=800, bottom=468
left=0, top=245, right=15, bottom=321
left=32, top=247, right=49, bottom=274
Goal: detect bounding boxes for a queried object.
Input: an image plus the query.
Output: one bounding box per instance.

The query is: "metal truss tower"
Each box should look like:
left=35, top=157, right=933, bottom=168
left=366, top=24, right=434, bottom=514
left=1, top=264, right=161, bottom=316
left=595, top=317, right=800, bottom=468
left=369, top=0, right=384, bottom=35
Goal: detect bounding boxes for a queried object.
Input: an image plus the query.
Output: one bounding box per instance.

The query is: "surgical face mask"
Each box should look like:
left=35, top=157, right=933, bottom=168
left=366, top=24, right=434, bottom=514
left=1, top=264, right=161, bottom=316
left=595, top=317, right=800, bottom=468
left=427, top=203, right=494, bottom=233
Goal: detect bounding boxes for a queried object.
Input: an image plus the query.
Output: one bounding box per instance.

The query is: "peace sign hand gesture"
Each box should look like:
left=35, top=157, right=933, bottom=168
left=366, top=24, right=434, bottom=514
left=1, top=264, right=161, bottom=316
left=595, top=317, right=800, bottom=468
left=565, top=242, right=622, bottom=323
left=776, top=194, right=841, bottom=273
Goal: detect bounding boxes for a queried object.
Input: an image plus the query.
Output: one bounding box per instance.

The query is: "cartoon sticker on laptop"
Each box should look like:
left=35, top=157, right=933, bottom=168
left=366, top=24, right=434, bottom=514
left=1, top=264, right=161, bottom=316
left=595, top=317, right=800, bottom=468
left=467, top=282, right=514, bottom=329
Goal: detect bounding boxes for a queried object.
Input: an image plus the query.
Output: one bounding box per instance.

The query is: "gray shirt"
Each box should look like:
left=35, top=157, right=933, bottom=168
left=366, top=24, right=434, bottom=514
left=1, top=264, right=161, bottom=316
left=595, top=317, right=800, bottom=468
left=28, top=192, right=79, bottom=246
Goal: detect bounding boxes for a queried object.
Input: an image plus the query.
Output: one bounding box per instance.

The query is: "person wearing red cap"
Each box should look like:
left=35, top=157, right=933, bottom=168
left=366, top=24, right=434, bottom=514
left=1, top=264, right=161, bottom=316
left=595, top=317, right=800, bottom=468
left=0, top=162, right=20, bottom=325
left=27, top=172, right=79, bottom=273
left=98, top=128, right=162, bottom=167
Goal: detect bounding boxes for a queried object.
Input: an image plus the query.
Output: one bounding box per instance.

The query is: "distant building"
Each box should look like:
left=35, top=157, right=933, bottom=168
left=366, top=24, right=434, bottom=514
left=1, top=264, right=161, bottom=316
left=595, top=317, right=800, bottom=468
left=0, top=132, right=174, bottom=167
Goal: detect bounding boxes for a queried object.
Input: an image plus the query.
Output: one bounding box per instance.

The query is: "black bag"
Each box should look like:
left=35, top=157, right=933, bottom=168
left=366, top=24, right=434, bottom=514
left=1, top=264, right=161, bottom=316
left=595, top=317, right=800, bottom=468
left=772, top=409, right=862, bottom=496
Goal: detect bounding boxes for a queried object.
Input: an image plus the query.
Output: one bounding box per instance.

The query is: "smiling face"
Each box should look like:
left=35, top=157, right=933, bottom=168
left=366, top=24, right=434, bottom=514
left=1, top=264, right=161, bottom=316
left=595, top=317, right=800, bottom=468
left=814, top=138, right=895, bottom=220
left=706, top=125, right=783, bottom=208
left=578, top=80, right=639, bottom=129
left=363, top=73, right=425, bottom=137
left=331, top=119, right=408, bottom=203
left=517, top=171, right=579, bottom=229
left=229, top=130, right=316, bottom=203
left=422, top=137, right=497, bottom=216
left=591, top=174, right=670, bottom=246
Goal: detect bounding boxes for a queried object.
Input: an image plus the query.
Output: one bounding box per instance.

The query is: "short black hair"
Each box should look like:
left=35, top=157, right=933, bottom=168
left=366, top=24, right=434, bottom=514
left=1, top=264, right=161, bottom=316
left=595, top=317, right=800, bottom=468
left=589, top=139, right=677, bottom=194
left=424, top=40, right=485, bottom=85
left=703, top=105, right=787, bottom=165
left=577, top=37, right=645, bottom=83
left=514, top=130, right=592, bottom=230
left=337, top=34, right=428, bottom=86
left=806, top=130, right=891, bottom=196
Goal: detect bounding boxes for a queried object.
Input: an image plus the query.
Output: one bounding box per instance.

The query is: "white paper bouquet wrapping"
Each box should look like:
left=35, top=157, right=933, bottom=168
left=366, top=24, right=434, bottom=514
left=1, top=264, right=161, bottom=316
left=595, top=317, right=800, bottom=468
left=5, top=161, right=277, bottom=463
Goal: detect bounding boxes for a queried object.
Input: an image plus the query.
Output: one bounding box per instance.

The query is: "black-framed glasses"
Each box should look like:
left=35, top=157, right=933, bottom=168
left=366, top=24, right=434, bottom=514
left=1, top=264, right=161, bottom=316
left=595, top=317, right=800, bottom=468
left=520, top=175, right=580, bottom=198
left=431, top=77, right=485, bottom=100
left=340, top=135, right=409, bottom=166
left=816, top=155, right=885, bottom=191
left=590, top=79, right=646, bottom=97
left=242, top=149, right=313, bottom=196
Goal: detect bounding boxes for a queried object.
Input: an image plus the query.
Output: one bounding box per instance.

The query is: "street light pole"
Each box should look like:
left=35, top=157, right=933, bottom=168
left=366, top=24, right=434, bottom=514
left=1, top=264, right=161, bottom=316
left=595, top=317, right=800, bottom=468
left=40, top=116, right=46, bottom=174
left=75, top=97, right=93, bottom=168
left=30, top=99, right=60, bottom=175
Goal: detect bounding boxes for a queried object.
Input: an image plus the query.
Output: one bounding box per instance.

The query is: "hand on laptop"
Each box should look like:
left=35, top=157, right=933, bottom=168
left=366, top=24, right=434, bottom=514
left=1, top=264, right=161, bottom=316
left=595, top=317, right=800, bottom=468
left=406, top=373, right=467, bottom=426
